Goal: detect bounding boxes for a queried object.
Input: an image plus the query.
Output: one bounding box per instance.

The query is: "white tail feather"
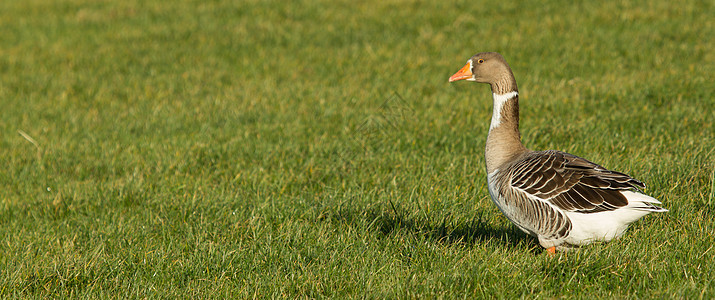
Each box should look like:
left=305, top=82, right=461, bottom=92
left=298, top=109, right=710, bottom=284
left=622, top=191, right=668, bottom=212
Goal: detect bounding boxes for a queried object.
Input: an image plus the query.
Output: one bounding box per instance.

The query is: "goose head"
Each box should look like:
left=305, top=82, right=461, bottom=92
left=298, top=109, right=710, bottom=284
left=449, top=52, right=518, bottom=94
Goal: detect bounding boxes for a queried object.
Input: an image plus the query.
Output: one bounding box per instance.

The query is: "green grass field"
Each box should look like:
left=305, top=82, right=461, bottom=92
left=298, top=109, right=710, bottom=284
left=1, top=0, right=713, bottom=297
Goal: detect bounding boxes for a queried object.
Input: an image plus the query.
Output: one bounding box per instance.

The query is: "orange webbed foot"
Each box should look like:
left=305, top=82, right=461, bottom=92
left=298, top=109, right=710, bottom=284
left=546, top=246, right=556, bottom=256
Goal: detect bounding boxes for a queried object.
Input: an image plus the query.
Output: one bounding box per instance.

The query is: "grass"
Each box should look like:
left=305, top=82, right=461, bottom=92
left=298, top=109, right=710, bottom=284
left=1, top=0, right=713, bottom=297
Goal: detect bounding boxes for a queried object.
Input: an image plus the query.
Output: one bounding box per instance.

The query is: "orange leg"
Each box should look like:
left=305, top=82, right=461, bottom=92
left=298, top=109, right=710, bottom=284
left=547, top=246, right=556, bottom=256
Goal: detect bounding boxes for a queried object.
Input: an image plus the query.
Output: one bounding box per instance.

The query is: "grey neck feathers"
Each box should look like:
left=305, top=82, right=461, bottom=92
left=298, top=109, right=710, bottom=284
left=491, top=70, right=518, bottom=95
left=485, top=82, right=527, bottom=174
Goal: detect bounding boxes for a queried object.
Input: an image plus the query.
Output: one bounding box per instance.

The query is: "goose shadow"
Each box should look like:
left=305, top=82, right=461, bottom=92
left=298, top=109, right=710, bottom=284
left=324, top=202, right=543, bottom=255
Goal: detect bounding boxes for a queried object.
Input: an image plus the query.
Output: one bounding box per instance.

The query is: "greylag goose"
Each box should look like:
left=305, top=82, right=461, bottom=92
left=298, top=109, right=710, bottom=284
left=449, top=52, right=666, bottom=254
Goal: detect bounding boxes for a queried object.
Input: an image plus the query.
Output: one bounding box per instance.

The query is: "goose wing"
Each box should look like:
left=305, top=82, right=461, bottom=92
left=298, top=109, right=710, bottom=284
left=508, top=150, right=645, bottom=213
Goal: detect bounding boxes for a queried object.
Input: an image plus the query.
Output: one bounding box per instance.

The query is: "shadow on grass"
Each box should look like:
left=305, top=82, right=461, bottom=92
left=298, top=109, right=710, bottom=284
left=325, top=202, right=542, bottom=255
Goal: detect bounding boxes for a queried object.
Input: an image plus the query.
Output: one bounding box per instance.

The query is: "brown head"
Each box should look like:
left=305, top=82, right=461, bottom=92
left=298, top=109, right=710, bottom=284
left=449, top=52, right=518, bottom=94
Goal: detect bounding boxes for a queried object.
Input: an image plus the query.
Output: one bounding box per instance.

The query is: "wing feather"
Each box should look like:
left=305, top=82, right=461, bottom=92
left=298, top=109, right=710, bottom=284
left=508, top=150, right=644, bottom=214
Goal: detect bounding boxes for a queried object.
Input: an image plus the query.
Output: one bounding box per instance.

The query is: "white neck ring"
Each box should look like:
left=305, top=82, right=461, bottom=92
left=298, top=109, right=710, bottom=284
left=490, top=91, right=519, bottom=131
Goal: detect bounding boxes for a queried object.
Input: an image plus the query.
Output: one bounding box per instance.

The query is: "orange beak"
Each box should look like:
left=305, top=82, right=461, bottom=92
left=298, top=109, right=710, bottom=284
left=449, top=62, right=473, bottom=82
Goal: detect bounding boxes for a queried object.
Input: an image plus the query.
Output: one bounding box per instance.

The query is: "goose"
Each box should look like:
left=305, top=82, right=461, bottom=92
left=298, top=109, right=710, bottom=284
left=449, top=52, right=666, bottom=254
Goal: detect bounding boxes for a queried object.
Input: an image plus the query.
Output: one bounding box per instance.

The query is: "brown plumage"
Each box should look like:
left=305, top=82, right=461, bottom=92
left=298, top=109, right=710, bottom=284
left=449, top=52, right=666, bottom=252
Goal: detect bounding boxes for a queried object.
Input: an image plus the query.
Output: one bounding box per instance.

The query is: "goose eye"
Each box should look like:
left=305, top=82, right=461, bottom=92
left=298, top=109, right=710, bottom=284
left=477, top=59, right=485, bottom=64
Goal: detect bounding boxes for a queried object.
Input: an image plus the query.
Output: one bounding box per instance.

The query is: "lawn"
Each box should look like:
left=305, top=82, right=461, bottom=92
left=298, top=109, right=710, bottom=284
left=1, top=0, right=713, bottom=297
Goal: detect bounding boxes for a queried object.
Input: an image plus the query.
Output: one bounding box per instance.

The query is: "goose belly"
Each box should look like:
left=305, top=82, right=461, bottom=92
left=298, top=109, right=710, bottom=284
left=563, top=191, right=655, bottom=245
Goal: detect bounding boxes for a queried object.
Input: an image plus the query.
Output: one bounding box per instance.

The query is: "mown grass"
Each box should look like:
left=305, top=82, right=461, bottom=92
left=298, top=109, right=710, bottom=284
left=0, top=0, right=713, bottom=298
